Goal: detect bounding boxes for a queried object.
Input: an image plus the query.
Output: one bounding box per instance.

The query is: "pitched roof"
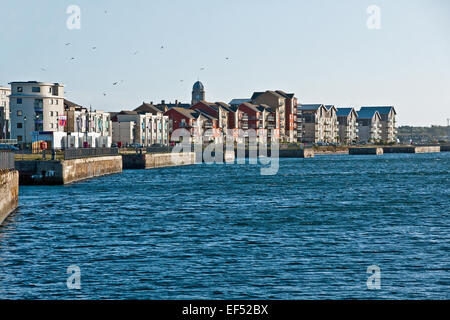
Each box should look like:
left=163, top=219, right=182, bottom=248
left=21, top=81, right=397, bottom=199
left=360, top=106, right=396, bottom=115
left=239, top=102, right=260, bottom=113
left=118, top=110, right=138, bottom=115
left=64, top=99, right=85, bottom=111
left=275, top=90, right=295, bottom=99
left=229, top=98, right=251, bottom=106
left=299, top=104, right=324, bottom=111
left=134, top=102, right=162, bottom=115
left=336, top=107, right=355, bottom=117
left=169, top=107, right=199, bottom=119
left=357, top=109, right=380, bottom=119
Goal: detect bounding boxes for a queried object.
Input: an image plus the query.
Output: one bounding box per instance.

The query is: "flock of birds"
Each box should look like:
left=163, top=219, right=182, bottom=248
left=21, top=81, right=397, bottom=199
left=38, top=9, right=231, bottom=99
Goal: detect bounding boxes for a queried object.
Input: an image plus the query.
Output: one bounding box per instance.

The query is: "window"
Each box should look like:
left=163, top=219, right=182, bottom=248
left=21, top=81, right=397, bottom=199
left=55, top=99, right=58, bottom=105
left=50, top=123, right=54, bottom=129
left=17, top=110, right=22, bottom=116
left=17, top=123, right=22, bottom=129
left=17, top=87, right=22, bottom=93
left=50, top=99, right=53, bottom=105
left=50, top=111, right=54, bottom=117
left=17, top=98, right=22, bottom=104
left=56, top=111, right=58, bottom=116
left=32, top=87, right=41, bottom=93
left=48, top=88, right=52, bottom=93
left=17, top=135, right=22, bottom=141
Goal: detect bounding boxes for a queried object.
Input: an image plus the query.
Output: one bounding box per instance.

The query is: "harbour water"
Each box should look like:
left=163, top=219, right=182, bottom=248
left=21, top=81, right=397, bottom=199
left=0, top=153, right=449, bottom=299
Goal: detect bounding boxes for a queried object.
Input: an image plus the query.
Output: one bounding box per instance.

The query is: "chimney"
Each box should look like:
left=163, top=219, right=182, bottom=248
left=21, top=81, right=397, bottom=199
left=150, top=101, right=153, bottom=105
left=162, top=100, right=165, bottom=105
left=175, top=99, right=178, bottom=105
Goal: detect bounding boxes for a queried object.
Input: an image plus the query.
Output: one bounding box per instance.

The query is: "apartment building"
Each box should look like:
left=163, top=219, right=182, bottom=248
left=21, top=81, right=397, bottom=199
left=359, top=106, right=397, bottom=143
left=191, top=101, right=231, bottom=132
left=297, top=104, right=338, bottom=144
left=336, top=107, right=358, bottom=144
left=112, top=108, right=169, bottom=146
left=164, top=107, right=216, bottom=142
left=0, top=86, right=11, bottom=139
left=62, top=100, right=112, bottom=148
left=251, top=90, right=297, bottom=143
left=9, top=81, right=65, bottom=147
left=236, top=102, right=278, bottom=142
left=356, top=109, right=382, bottom=143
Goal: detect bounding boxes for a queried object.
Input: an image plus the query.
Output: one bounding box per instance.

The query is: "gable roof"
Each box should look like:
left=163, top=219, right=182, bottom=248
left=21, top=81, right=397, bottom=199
left=229, top=98, right=251, bottom=106
left=360, top=106, right=396, bottom=115
left=299, top=104, right=324, bottom=111
left=134, top=102, right=162, bottom=115
left=168, top=107, right=199, bottom=119
left=357, top=109, right=380, bottom=119
left=336, top=107, right=355, bottom=117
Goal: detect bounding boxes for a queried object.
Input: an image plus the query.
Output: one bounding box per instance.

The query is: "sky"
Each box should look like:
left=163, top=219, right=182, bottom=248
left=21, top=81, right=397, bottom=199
left=0, top=0, right=449, bottom=126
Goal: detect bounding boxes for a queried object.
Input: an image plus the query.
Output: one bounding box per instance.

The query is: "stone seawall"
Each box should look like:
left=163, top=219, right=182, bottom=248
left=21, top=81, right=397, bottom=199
left=441, top=146, right=450, bottom=152
left=122, top=152, right=196, bottom=169
left=15, top=156, right=122, bottom=185
left=234, top=148, right=314, bottom=159
left=0, top=170, right=19, bottom=225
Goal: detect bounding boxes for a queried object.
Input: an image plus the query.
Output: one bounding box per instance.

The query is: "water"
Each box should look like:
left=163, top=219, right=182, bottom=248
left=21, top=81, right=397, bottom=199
left=0, top=153, right=449, bottom=299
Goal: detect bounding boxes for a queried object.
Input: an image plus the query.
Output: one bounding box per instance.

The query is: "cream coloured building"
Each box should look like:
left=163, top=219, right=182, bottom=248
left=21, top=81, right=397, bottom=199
left=297, top=104, right=339, bottom=144
left=9, top=81, right=65, bottom=145
left=336, top=107, right=359, bottom=144
left=0, top=86, right=11, bottom=139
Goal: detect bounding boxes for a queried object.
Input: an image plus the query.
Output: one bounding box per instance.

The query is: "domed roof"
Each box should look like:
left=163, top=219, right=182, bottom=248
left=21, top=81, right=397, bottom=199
left=193, top=81, right=204, bottom=91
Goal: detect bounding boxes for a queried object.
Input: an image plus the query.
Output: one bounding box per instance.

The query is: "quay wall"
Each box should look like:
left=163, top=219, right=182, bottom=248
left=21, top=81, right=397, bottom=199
left=0, top=170, right=19, bottom=225
left=123, top=152, right=196, bottom=169
left=349, top=147, right=384, bottom=155
left=234, top=148, right=314, bottom=159
left=441, top=146, right=450, bottom=152
left=383, top=146, right=441, bottom=154
left=15, top=156, right=122, bottom=185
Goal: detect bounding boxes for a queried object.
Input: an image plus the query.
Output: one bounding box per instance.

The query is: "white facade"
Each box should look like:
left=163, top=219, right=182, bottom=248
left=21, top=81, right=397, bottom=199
left=9, top=81, right=65, bottom=145
left=0, top=86, right=11, bottom=139
left=113, top=111, right=169, bottom=146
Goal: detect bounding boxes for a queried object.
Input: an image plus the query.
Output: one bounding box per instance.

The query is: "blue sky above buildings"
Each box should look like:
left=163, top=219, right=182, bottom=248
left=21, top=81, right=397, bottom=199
left=0, top=0, right=449, bottom=125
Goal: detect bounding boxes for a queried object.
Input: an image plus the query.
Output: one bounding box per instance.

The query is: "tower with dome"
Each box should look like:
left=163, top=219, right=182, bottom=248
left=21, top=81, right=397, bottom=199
left=191, top=81, right=205, bottom=105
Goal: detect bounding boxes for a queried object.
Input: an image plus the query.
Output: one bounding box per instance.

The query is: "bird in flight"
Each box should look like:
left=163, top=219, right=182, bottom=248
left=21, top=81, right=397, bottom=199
left=113, top=82, right=118, bottom=86
left=160, top=46, right=164, bottom=49
left=200, top=67, right=205, bottom=71
left=103, top=92, right=107, bottom=96
left=70, top=57, right=75, bottom=60
left=133, top=51, right=139, bottom=55
left=92, top=46, right=97, bottom=50
left=40, top=68, right=47, bottom=71
left=65, top=43, right=71, bottom=46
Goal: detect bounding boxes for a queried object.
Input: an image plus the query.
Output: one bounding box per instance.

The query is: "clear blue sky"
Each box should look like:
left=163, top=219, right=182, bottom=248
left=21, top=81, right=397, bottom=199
left=1, top=0, right=449, bottom=126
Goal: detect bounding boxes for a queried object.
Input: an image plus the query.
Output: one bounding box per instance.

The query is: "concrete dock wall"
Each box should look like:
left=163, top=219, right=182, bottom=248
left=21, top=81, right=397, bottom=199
left=15, top=156, right=122, bottom=185
left=0, top=170, right=19, bottom=225
left=234, top=148, right=314, bottom=159
left=349, top=147, right=384, bottom=155
left=441, top=146, right=450, bottom=152
left=122, top=152, right=196, bottom=169
left=383, top=146, right=441, bottom=154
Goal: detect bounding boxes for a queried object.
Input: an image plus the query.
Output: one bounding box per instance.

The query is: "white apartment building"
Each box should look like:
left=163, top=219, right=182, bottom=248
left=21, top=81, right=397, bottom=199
left=0, top=86, right=11, bottom=139
left=336, top=107, right=359, bottom=144
left=297, top=104, right=339, bottom=144
left=9, top=81, right=65, bottom=147
left=112, top=110, right=169, bottom=146
left=64, top=100, right=112, bottom=148
left=356, top=109, right=383, bottom=143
